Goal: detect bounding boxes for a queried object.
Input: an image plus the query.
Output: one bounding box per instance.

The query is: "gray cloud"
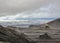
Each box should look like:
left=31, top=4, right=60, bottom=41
left=0, top=0, right=49, bottom=16
left=0, top=0, right=59, bottom=18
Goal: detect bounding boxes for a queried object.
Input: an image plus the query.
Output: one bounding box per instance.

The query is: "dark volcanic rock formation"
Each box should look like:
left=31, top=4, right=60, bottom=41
left=39, top=33, right=52, bottom=39
left=0, top=25, right=33, bottom=43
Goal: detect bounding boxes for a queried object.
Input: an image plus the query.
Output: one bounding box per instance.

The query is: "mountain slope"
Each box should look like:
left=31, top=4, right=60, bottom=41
left=47, top=18, right=60, bottom=30
left=0, top=25, right=32, bottom=43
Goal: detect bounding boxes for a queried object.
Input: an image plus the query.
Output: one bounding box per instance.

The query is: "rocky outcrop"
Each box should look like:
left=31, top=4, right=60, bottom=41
left=39, top=33, right=52, bottom=39
left=0, top=25, right=34, bottom=43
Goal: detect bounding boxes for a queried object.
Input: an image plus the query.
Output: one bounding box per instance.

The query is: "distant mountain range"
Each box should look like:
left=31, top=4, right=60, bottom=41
left=15, top=18, right=55, bottom=20
left=0, top=18, right=55, bottom=26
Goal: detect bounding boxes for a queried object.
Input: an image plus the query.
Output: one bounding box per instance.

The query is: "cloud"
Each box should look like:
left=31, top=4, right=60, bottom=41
left=0, top=0, right=50, bottom=16
left=0, top=0, right=59, bottom=20
left=0, top=3, right=58, bottom=20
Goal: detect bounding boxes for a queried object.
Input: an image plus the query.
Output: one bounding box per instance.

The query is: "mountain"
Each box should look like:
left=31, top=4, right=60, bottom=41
left=47, top=18, right=60, bottom=30
left=29, top=18, right=60, bottom=30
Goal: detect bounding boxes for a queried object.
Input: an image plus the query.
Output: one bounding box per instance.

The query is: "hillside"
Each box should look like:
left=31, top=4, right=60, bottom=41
left=47, top=18, right=60, bottom=30
left=0, top=25, right=34, bottom=43
left=29, top=18, right=60, bottom=30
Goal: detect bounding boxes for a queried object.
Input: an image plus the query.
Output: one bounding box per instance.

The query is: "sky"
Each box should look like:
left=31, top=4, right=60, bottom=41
left=0, top=0, right=59, bottom=21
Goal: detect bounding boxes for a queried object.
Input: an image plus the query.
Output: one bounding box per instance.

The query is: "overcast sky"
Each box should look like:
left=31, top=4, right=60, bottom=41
left=0, top=0, right=59, bottom=20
